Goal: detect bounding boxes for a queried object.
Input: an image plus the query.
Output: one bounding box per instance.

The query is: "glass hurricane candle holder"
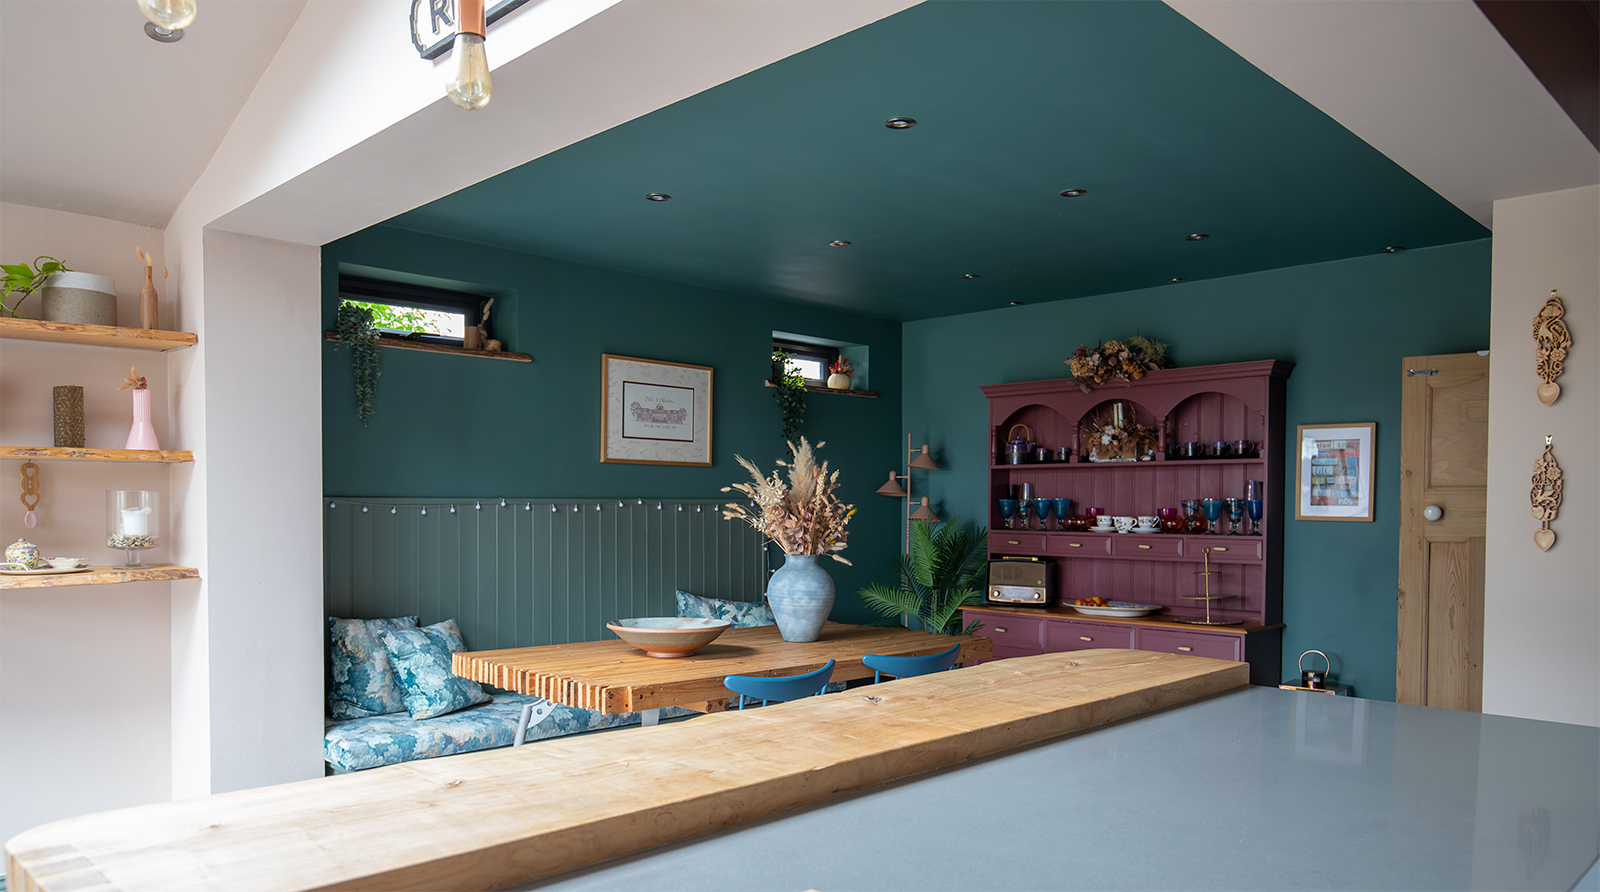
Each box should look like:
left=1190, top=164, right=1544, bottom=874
left=107, top=490, right=160, bottom=568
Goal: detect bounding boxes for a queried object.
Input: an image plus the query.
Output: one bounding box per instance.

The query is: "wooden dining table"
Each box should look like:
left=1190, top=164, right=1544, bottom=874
left=452, top=621, right=994, bottom=724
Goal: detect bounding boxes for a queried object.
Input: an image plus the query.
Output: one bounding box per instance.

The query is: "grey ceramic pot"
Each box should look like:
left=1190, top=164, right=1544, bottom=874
left=39, top=271, right=117, bottom=326
left=765, top=554, right=835, bottom=642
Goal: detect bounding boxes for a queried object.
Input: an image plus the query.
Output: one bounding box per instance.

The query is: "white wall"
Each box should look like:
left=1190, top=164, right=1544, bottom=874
left=1482, top=185, right=1599, bottom=727
left=0, top=203, right=175, bottom=841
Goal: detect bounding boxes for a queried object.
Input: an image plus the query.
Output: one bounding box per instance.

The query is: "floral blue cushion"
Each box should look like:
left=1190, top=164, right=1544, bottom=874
left=675, top=590, right=775, bottom=629
left=323, top=693, right=695, bottom=772
left=376, top=619, right=492, bottom=720
left=328, top=615, right=418, bottom=719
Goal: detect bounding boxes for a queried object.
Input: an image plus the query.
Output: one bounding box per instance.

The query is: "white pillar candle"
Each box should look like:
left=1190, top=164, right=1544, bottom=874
left=121, top=507, right=151, bottom=536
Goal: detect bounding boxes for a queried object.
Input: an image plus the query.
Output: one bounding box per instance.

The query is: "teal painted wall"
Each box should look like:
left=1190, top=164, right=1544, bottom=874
left=902, top=240, right=1493, bottom=701
left=322, top=225, right=904, bottom=620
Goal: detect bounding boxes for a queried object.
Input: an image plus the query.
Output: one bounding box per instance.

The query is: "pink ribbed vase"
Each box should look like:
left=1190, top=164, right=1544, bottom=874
left=125, top=388, right=160, bottom=450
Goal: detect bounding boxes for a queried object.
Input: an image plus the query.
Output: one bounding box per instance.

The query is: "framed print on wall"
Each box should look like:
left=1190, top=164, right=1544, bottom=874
left=601, top=354, right=713, bottom=466
left=1295, top=423, right=1377, bottom=521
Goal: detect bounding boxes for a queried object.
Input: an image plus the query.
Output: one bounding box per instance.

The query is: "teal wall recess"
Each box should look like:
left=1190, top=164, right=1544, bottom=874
left=901, top=240, right=1492, bottom=701
left=322, top=225, right=904, bottom=624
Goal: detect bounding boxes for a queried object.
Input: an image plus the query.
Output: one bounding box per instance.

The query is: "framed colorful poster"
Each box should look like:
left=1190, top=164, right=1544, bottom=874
left=601, top=354, right=713, bottom=466
left=1295, top=423, right=1376, bottom=521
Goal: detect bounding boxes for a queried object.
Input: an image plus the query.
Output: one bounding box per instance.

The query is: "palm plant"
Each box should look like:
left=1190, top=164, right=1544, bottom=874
left=859, top=516, right=988, bottom=635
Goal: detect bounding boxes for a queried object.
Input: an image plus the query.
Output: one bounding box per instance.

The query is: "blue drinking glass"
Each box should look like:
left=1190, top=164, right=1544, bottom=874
left=998, top=499, right=1018, bottom=530
left=1053, top=499, right=1072, bottom=531
left=1017, top=497, right=1034, bottom=530
left=1034, top=498, right=1053, bottom=531
left=1202, top=498, right=1223, bottom=535
left=1245, top=498, right=1263, bottom=536
left=1224, top=498, right=1245, bottom=536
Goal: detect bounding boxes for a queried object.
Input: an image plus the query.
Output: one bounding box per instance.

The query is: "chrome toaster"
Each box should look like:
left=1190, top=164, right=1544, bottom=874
left=987, top=556, right=1054, bottom=606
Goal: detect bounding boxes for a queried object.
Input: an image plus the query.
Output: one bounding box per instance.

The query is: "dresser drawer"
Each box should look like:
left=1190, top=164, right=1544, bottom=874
left=1183, top=538, right=1262, bottom=562
left=1049, top=535, right=1111, bottom=556
left=964, top=611, right=1044, bottom=652
left=1133, top=628, right=1242, bottom=662
left=990, top=531, right=1047, bottom=554
left=1111, top=535, right=1184, bottom=559
left=1045, top=619, right=1135, bottom=652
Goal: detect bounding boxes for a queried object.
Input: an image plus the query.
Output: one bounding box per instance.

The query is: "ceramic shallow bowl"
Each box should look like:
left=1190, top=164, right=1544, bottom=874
left=607, top=617, right=732, bottom=658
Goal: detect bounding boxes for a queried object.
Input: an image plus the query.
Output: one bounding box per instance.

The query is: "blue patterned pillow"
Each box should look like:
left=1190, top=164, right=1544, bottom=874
left=328, top=616, right=418, bottom=719
left=377, top=619, right=491, bottom=720
left=675, top=590, right=775, bottom=629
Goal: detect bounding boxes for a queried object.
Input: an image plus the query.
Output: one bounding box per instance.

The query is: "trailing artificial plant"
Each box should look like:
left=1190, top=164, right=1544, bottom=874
left=770, top=347, right=806, bottom=444
left=858, top=515, right=988, bottom=635
left=1, top=255, right=69, bottom=318
left=335, top=302, right=383, bottom=425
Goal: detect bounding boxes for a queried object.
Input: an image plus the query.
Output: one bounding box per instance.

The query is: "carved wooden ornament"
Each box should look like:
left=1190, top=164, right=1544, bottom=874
left=1532, top=291, right=1571, bottom=405
left=1529, top=436, right=1562, bottom=551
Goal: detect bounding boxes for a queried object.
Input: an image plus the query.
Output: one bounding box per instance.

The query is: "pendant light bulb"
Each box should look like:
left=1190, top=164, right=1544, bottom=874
left=137, top=0, right=195, bottom=31
left=446, top=0, right=491, bottom=110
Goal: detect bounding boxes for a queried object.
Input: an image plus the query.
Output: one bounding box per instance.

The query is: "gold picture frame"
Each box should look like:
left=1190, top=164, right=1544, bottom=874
left=1295, top=422, right=1376, bottom=522
left=601, top=354, right=713, bottom=466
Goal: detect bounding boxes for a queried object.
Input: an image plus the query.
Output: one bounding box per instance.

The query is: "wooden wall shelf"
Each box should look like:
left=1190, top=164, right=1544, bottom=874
left=763, top=380, right=878, bottom=398
left=0, top=446, right=194, bottom=463
left=0, top=564, right=200, bottom=590
left=0, top=318, right=197, bottom=351
left=325, top=332, right=531, bottom=362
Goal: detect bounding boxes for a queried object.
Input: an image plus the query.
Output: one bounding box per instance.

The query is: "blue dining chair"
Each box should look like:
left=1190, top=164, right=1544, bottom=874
left=723, top=659, right=836, bottom=709
left=862, top=644, right=963, bottom=684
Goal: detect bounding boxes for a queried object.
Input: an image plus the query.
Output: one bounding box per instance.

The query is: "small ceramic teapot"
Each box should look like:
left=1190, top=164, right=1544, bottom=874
left=6, top=537, right=41, bottom=569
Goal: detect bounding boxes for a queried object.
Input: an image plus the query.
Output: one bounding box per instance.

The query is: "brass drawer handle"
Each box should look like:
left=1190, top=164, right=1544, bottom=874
left=1079, top=636, right=1093, bottom=641
left=1008, top=540, right=1020, bottom=545
left=1212, top=546, right=1228, bottom=552
left=1177, top=646, right=1193, bottom=652
left=1137, top=544, right=1152, bottom=550
left=994, top=627, right=1008, bottom=633
left=1068, top=542, right=1082, bottom=548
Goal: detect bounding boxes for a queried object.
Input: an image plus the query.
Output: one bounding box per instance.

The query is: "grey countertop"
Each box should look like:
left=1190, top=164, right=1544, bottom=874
left=514, top=686, right=1599, bottom=891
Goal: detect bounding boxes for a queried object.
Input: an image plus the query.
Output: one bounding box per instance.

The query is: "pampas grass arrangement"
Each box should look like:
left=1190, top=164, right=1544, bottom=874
left=722, top=437, right=854, bottom=564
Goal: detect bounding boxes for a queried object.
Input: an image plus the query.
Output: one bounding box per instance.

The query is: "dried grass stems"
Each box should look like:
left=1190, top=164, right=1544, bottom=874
left=722, top=437, right=854, bottom=564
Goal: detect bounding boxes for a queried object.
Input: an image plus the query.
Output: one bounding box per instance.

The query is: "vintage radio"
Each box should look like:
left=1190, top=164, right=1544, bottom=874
left=986, top=556, right=1054, bottom=606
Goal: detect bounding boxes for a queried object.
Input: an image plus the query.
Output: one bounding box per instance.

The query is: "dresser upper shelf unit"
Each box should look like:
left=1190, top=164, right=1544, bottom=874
left=0, top=446, right=194, bottom=463
left=0, top=318, right=197, bottom=351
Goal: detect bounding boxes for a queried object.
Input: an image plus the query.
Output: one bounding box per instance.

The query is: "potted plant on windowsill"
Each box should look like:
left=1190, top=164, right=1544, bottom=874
left=826, top=356, right=854, bottom=390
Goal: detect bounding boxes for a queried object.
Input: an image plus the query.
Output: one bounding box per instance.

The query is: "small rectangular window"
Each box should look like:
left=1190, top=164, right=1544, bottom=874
left=338, top=276, right=484, bottom=347
left=774, top=339, right=838, bottom=384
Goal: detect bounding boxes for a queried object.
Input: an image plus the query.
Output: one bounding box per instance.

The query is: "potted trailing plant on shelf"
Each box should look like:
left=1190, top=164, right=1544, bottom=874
left=771, top=347, right=806, bottom=443
left=335, top=302, right=383, bottom=425
left=1, top=256, right=69, bottom=318
left=826, top=356, right=853, bottom=390
left=859, top=516, right=987, bottom=635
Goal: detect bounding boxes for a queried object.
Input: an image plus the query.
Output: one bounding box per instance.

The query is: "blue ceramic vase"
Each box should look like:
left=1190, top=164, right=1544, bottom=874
left=766, top=554, right=835, bottom=642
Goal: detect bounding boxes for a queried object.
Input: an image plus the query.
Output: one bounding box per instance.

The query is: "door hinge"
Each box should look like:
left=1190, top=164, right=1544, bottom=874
left=1406, top=368, right=1438, bottom=377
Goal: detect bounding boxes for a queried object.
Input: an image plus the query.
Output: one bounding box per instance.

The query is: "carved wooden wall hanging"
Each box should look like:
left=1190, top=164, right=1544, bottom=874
left=1532, top=291, right=1571, bottom=405
left=1529, top=436, right=1562, bottom=551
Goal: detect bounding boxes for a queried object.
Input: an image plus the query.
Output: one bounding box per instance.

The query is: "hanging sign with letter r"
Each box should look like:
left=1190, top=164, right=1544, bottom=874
left=410, top=0, right=528, bottom=59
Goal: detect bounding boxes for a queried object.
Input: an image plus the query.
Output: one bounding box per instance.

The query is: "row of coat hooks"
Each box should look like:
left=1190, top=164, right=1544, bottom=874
left=326, top=498, right=751, bottom=516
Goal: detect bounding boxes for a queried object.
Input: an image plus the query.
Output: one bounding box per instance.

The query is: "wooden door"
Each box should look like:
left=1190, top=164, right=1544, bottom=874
left=1397, top=353, right=1488, bottom=710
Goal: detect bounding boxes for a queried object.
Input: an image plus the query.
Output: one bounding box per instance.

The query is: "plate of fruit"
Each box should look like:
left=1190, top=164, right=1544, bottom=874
left=1068, top=597, right=1162, bottom=618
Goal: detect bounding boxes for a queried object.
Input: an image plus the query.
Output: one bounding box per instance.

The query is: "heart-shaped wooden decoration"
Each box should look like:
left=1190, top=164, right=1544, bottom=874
left=1534, top=529, right=1555, bottom=551
left=1537, top=381, right=1560, bottom=405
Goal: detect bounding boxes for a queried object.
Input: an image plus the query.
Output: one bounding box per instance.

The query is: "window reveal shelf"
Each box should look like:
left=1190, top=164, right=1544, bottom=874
left=324, top=332, right=531, bottom=362
left=0, top=447, right=194, bottom=463
left=0, top=564, right=200, bottom=590
left=0, top=318, right=197, bottom=351
left=762, top=380, right=878, bottom=398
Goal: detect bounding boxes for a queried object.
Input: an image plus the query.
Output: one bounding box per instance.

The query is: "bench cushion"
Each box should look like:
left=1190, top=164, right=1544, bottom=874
left=377, top=619, right=491, bottom=719
left=675, top=590, right=775, bottom=629
left=324, top=693, right=693, bottom=772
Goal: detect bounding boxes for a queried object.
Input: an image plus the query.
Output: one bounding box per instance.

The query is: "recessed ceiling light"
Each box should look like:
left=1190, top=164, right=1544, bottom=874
left=962, top=273, right=980, bottom=279
left=1007, top=301, right=1023, bottom=307
left=645, top=193, right=671, bottom=201
left=1185, top=233, right=1209, bottom=241
left=1167, top=278, right=1187, bottom=284
left=885, top=117, right=917, bottom=129
left=829, top=240, right=851, bottom=247
left=1059, top=189, right=1088, bottom=198
left=1381, top=245, right=1406, bottom=253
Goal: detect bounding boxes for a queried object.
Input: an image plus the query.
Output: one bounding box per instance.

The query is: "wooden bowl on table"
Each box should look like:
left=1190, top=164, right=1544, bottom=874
left=607, top=617, right=733, bottom=658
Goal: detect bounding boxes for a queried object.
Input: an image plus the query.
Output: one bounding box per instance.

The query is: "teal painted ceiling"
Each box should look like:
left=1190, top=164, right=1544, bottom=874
left=385, top=1, right=1489, bottom=322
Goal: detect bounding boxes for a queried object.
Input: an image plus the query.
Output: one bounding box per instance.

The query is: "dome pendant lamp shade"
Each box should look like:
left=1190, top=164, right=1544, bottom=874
left=875, top=472, right=907, bottom=498
left=446, top=0, right=492, bottom=110
left=137, top=0, right=195, bottom=31
left=909, top=497, right=939, bottom=521
left=909, top=444, right=940, bottom=470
